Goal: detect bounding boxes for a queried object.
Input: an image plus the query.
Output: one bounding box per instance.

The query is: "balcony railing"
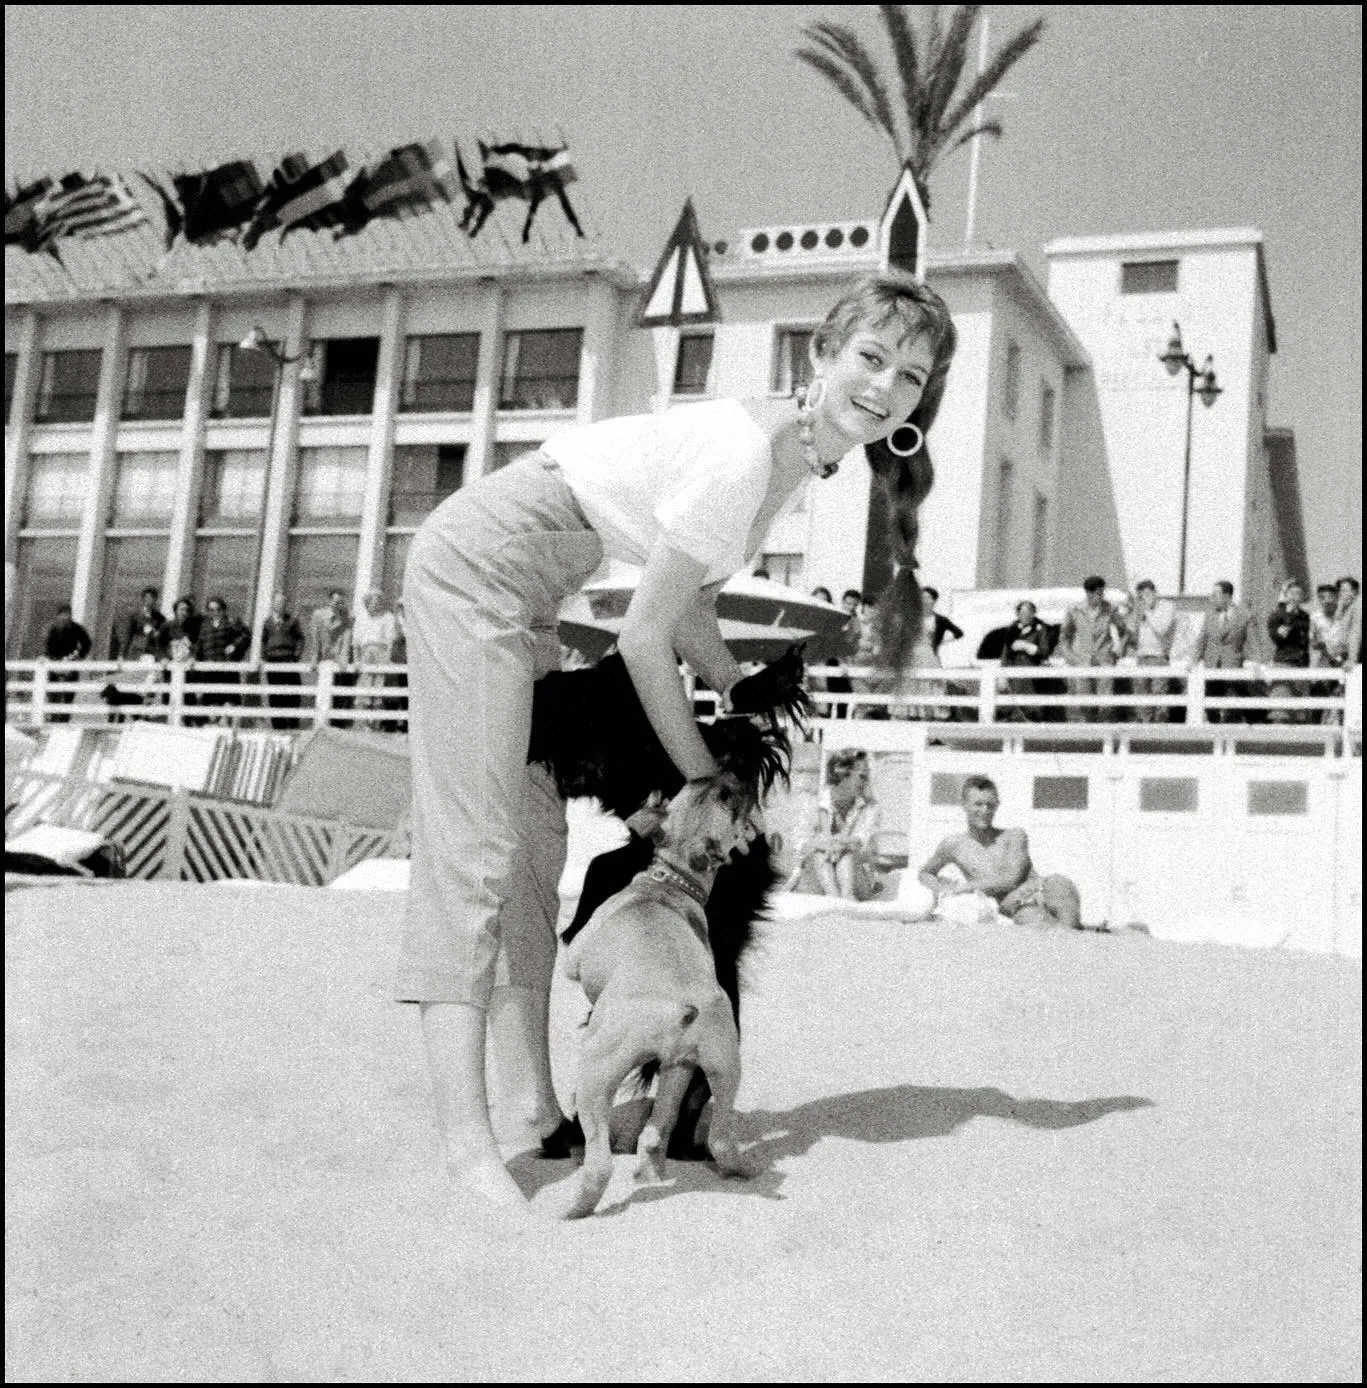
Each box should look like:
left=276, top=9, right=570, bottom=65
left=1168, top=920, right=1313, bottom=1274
left=4, top=661, right=1358, bottom=748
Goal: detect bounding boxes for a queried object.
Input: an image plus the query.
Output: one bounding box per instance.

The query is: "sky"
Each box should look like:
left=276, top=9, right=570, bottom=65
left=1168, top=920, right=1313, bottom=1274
left=6, top=4, right=1361, bottom=581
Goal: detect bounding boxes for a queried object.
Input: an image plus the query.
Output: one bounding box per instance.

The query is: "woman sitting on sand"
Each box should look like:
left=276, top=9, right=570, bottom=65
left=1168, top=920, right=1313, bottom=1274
left=791, top=749, right=885, bottom=901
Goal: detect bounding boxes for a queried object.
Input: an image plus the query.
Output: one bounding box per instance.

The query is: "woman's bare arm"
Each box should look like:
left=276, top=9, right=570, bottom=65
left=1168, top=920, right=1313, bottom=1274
left=617, top=543, right=720, bottom=783
left=670, top=583, right=744, bottom=702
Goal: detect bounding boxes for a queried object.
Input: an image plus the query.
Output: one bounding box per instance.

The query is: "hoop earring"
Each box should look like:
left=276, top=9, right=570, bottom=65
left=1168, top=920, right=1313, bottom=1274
left=802, top=376, right=827, bottom=412
left=886, top=421, right=924, bottom=458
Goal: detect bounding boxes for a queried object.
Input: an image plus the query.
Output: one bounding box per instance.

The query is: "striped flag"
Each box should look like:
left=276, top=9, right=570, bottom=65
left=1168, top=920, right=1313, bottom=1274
left=5, top=177, right=54, bottom=249
left=242, top=151, right=350, bottom=249
left=176, top=160, right=265, bottom=244
left=332, top=141, right=456, bottom=239
left=31, top=173, right=148, bottom=252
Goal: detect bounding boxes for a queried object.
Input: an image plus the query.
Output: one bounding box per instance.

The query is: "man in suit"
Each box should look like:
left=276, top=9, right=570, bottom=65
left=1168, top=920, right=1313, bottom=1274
left=1193, top=580, right=1253, bottom=723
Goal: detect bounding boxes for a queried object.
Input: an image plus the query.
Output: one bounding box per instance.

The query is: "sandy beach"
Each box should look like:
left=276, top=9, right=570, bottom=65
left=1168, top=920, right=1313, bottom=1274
left=6, top=878, right=1361, bottom=1382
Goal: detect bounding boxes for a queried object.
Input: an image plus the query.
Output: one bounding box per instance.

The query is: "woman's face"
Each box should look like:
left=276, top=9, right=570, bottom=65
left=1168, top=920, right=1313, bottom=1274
left=831, top=762, right=870, bottom=805
left=814, top=319, right=936, bottom=450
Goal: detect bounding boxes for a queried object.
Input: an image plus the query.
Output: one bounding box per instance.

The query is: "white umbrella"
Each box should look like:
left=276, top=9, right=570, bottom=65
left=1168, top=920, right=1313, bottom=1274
left=557, top=596, right=812, bottom=664
left=581, top=571, right=847, bottom=638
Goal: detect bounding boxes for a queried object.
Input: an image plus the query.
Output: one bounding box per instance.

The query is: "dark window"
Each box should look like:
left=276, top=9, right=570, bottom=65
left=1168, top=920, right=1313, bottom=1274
left=211, top=343, right=277, bottom=418
left=8, top=535, right=78, bottom=658
left=304, top=338, right=380, bottom=416
left=499, top=329, right=582, bottom=411
left=758, top=552, right=802, bottom=587
left=673, top=333, right=714, bottom=396
left=1003, top=341, right=1021, bottom=420
left=388, top=444, right=466, bottom=525
left=1120, top=260, right=1179, bottom=295
left=122, top=346, right=191, bottom=420
left=4, top=353, right=16, bottom=425
left=1039, top=383, right=1056, bottom=453
left=772, top=328, right=814, bottom=394
left=35, top=349, right=101, bottom=423
left=400, top=334, right=479, bottom=413
left=491, top=441, right=541, bottom=472
left=283, top=533, right=359, bottom=620
left=1139, top=777, right=1199, bottom=813
left=191, top=535, right=256, bottom=631
left=1247, top=781, right=1309, bottom=816
left=199, top=450, right=267, bottom=527
left=97, top=535, right=169, bottom=658
left=1032, top=776, right=1089, bottom=811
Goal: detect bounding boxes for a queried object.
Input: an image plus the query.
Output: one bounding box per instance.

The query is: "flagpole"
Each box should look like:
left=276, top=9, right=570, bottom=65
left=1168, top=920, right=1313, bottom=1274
left=963, top=10, right=991, bottom=249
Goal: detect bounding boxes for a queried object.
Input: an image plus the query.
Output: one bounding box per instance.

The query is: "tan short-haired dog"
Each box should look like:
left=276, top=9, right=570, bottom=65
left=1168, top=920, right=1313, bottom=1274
left=557, top=773, right=759, bottom=1219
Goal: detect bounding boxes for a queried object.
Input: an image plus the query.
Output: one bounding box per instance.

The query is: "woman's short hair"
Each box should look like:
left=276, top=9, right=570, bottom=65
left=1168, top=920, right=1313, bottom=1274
left=826, top=748, right=870, bottom=786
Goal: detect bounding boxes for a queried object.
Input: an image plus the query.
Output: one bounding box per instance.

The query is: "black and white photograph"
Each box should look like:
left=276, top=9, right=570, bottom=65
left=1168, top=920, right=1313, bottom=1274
left=5, top=5, right=1361, bottom=1380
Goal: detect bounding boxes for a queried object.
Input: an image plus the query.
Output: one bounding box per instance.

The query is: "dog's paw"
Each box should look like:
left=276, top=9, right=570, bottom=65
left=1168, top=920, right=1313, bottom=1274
left=708, top=1141, right=757, bottom=1179
left=634, top=1125, right=669, bottom=1184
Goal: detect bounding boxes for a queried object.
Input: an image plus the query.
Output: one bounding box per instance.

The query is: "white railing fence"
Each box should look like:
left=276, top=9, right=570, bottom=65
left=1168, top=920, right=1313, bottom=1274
left=6, top=659, right=1357, bottom=734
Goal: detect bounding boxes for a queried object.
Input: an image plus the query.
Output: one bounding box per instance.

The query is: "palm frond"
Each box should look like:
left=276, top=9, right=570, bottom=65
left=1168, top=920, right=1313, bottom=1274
left=876, top=5, right=921, bottom=142
left=798, top=20, right=901, bottom=147
left=937, top=17, right=1046, bottom=146
left=941, top=118, right=1003, bottom=163
left=922, top=4, right=982, bottom=134
left=795, top=47, right=898, bottom=148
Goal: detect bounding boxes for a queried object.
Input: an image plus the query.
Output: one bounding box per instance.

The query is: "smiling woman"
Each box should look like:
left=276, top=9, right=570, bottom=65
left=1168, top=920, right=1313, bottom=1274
left=395, top=269, right=957, bottom=1213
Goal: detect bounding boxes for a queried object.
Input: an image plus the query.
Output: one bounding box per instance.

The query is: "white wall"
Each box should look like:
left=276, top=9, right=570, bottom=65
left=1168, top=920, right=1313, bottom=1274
left=1046, top=237, right=1267, bottom=596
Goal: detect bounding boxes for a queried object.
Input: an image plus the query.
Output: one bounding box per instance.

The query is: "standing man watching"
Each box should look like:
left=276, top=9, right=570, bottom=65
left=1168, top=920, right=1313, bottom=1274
left=260, top=591, right=305, bottom=730
left=1059, top=576, right=1123, bottom=723
left=1128, top=580, right=1177, bottom=723
left=1193, top=580, right=1253, bottom=723
left=43, top=604, right=92, bottom=722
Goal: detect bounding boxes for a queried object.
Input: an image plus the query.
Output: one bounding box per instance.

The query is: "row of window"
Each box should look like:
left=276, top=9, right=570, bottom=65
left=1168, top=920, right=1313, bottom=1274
left=1001, top=340, right=1057, bottom=454
left=2, top=325, right=824, bottom=430
left=18, top=441, right=540, bottom=530
left=4, top=328, right=583, bottom=426
left=9, top=529, right=414, bottom=662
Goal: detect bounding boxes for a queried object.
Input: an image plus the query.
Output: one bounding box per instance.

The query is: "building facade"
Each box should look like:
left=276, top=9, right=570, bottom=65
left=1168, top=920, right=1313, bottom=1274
left=4, top=183, right=1303, bottom=661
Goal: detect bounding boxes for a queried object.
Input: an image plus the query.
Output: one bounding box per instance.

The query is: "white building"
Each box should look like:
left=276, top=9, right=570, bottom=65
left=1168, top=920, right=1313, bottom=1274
left=4, top=171, right=1304, bottom=660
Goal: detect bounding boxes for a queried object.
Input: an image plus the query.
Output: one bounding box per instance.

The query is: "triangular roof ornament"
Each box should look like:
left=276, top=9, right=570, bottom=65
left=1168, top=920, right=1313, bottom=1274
left=879, top=164, right=928, bottom=281
left=637, top=198, right=720, bottom=327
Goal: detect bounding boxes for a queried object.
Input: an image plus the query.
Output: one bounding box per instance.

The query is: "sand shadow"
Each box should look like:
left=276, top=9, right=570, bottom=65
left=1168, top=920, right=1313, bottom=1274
left=523, top=1084, right=1153, bottom=1213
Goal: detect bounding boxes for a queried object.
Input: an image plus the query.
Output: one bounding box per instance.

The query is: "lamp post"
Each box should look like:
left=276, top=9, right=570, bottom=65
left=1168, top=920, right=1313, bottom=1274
left=238, top=326, right=318, bottom=659
left=1158, top=322, right=1222, bottom=593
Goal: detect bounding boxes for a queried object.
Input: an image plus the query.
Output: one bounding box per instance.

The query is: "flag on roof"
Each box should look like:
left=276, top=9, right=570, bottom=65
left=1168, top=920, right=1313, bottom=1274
left=173, top=160, right=265, bottom=245
left=242, top=151, right=350, bottom=249
left=5, top=177, right=54, bottom=249
left=332, top=141, right=456, bottom=240
left=29, top=173, right=148, bottom=254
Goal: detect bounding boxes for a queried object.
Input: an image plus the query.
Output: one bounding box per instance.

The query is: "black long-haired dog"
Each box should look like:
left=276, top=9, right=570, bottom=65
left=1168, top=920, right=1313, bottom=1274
left=527, top=645, right=809, bottom=1157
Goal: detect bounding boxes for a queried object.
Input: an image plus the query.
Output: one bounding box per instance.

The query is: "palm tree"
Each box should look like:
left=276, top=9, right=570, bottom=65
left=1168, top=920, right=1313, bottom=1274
left=796, top=4, right=1045, bottom=211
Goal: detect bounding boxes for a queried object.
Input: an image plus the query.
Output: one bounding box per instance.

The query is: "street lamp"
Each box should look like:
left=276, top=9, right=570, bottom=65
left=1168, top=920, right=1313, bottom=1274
left=238, top=324, right=319, bottom=381
left=1158, top=322, right=1222, bottom=593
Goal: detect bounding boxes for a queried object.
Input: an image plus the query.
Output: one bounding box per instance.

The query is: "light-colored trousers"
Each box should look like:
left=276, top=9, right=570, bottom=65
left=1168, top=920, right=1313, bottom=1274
left=395, top=454, right=604, bottom=1007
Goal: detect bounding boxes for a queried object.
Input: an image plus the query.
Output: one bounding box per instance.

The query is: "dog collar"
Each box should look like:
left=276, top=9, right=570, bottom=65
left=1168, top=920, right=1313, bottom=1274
left=643, top=859, right=710, bottom=912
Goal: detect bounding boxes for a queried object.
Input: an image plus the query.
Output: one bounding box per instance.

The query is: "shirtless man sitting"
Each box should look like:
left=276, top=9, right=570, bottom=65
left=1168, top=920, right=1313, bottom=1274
left=917, top=775, right=1082, bottom=929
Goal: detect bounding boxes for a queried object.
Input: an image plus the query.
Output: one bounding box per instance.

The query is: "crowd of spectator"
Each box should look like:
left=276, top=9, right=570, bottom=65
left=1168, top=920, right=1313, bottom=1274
left=35, top=569, right=1361, bottom=731
left=41, top=584, right=408, bottom=731
left=801, top=571, right=1360, bottom=725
